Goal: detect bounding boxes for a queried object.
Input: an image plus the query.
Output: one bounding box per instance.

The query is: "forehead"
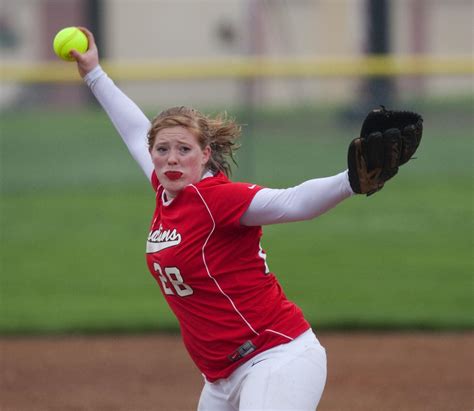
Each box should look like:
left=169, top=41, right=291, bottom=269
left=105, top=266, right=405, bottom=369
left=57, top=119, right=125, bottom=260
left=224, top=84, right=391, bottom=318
left=155, top=126, right=198, bottom=144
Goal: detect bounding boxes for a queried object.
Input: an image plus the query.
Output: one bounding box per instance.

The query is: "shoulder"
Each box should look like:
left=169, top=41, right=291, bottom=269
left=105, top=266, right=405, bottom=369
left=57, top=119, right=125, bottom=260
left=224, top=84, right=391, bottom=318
left=188, top=173, right=264, bottom=227
left=192, top=172, right=262, bottom=197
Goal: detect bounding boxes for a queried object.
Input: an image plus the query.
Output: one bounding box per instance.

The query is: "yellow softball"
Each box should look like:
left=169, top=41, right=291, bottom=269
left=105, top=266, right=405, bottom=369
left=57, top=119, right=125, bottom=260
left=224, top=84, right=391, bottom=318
left=53, top=27, right=88, bottom=61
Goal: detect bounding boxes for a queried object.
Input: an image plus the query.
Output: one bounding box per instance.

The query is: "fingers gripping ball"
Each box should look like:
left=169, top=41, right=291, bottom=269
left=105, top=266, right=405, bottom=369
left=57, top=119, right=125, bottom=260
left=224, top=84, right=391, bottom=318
left=53, top=27, right=88, bottom=61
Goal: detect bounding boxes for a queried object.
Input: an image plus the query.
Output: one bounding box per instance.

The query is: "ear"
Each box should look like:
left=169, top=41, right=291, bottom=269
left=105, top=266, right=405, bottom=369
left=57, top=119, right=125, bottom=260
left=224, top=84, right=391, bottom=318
left=202, top=145, right=211, bottom=165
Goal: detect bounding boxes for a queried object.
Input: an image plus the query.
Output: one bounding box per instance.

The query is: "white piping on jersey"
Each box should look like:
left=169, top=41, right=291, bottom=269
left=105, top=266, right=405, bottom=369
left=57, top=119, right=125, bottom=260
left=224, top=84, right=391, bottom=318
left=264, top=329, right=294, bottom=341
left=189, top=184, right=260, bottom=337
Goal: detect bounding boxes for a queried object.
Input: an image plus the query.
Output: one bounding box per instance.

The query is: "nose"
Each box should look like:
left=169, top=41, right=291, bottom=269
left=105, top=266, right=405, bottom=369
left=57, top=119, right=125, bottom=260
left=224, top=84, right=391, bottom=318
left=167, top=148, right=178, bottom=164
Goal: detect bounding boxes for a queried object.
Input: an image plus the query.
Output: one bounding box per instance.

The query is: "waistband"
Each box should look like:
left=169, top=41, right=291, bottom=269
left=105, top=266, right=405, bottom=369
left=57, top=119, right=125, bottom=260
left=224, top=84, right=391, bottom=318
left=227, top=328, right=317, bottom=364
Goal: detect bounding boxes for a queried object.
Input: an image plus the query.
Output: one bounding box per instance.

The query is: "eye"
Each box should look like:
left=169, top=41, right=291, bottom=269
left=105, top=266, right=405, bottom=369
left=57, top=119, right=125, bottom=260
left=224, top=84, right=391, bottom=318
left=155, top=146, right=168, bottom=154
left=179, top=145, right=191, bottom=153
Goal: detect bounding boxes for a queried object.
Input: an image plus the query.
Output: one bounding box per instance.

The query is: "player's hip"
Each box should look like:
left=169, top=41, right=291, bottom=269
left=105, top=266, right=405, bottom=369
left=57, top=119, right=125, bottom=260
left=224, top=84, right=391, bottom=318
left=198, top=329, right=327, bottom=410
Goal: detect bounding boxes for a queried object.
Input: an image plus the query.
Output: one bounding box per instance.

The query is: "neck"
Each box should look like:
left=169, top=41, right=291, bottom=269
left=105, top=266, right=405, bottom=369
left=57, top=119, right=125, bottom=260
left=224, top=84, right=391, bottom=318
left=163, top=170, right=213, bottom=201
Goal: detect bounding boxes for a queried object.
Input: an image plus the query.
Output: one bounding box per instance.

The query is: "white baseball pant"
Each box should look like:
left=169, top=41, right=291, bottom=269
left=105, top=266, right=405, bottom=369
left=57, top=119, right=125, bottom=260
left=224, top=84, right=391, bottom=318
left=197, top=329, right=327, bottom=411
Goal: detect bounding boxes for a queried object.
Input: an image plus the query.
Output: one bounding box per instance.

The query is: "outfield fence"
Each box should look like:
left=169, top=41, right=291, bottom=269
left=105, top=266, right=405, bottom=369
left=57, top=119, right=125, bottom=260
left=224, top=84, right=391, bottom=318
left=1, top=55, right=473, bottom=83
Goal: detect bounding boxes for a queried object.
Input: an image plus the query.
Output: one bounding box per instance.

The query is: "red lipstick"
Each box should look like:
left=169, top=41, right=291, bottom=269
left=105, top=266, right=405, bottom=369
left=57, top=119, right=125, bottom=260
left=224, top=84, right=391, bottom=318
left=165, top=171, right=183, bottom=180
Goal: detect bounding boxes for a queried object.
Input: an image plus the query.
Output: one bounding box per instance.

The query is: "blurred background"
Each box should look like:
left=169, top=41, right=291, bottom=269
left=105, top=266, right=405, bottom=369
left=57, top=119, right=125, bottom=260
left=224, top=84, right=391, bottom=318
left=1, top=0, right=473, bottom=334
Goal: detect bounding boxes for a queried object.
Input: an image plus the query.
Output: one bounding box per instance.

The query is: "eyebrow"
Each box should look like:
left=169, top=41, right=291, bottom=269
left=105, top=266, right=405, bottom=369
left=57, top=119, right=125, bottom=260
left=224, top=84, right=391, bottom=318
left=155, top=139, right=193, bottom=145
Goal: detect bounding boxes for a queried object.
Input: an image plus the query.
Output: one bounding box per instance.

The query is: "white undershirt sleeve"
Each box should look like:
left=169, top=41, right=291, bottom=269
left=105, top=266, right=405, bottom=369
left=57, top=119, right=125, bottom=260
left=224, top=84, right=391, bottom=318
left=84, top=65, right=154, bottom=180
left=241, top=170, right=355, bottom=226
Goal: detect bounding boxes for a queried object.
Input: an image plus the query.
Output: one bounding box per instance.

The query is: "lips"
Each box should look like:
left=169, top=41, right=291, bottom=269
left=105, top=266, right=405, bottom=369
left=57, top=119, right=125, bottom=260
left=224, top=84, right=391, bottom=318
left=164, top=171, right=183, bottom=181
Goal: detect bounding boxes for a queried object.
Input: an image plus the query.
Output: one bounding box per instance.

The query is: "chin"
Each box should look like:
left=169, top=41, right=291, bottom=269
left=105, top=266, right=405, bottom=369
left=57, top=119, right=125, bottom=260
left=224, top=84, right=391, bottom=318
left=164, top=181, right=185, bottom=194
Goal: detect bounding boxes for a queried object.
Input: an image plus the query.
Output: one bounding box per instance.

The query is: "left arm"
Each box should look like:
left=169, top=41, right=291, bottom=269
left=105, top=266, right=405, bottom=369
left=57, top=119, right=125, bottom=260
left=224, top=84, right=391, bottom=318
left=241, top=170, right=354, bottom=226
left=242, top=106, right=424, bottom=226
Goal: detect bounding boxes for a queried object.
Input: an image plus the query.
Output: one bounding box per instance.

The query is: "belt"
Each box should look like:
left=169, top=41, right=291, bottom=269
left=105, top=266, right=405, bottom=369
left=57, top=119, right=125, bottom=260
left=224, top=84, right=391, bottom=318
left=227, top=340, right=256, bottom=362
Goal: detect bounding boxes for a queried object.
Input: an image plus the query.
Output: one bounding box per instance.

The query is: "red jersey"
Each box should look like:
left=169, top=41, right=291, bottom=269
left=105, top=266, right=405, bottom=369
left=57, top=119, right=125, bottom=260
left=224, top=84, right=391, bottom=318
left=146, top=172, right=310, bottom=381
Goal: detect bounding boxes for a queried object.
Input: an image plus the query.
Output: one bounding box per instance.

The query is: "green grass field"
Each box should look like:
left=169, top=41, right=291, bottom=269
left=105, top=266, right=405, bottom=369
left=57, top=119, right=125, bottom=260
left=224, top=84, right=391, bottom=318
left=1, top=98, right=473, bottom=333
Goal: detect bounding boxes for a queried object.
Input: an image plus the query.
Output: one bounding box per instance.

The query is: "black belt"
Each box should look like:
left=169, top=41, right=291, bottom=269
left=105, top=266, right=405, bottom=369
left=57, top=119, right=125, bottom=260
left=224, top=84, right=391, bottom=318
left=228, top=340, right=256, bottom=362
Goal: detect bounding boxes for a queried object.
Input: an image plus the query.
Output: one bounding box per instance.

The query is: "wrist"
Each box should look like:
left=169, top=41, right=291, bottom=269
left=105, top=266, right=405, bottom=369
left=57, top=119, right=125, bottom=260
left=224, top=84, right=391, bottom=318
left=343, top=169, right=357, bottom=196
left=84, top=65, right=104, bottom=86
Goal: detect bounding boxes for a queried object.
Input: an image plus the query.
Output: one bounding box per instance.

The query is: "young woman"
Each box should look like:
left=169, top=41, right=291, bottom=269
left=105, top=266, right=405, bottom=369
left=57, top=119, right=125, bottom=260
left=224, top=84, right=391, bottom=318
left=71, top=28, right=354, bottom=411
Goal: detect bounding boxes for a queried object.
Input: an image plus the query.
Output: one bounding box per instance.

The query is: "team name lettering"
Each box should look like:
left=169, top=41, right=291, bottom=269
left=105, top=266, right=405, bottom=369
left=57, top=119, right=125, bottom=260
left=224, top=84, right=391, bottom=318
left=146, top=225, right=182, bottom=253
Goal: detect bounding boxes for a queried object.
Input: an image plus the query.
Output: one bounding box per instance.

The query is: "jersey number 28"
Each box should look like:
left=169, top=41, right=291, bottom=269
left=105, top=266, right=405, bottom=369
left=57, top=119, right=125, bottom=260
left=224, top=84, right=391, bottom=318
left=153, top=262, right=194, bottom=297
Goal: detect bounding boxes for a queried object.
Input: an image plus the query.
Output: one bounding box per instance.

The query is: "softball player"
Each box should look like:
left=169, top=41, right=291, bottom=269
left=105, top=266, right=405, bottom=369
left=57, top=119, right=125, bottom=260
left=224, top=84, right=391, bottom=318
left=72, top=28, right=355, bottom=410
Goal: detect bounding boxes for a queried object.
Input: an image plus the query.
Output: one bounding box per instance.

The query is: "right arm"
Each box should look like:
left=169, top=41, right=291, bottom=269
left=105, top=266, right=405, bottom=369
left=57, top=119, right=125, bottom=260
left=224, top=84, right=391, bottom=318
left=71, top=28, right=153, bottom=180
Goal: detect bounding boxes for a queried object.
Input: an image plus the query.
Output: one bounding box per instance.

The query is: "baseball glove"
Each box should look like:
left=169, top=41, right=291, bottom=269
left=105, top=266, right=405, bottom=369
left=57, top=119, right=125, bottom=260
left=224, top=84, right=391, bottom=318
left=347, top=106, right=423, bottom=196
